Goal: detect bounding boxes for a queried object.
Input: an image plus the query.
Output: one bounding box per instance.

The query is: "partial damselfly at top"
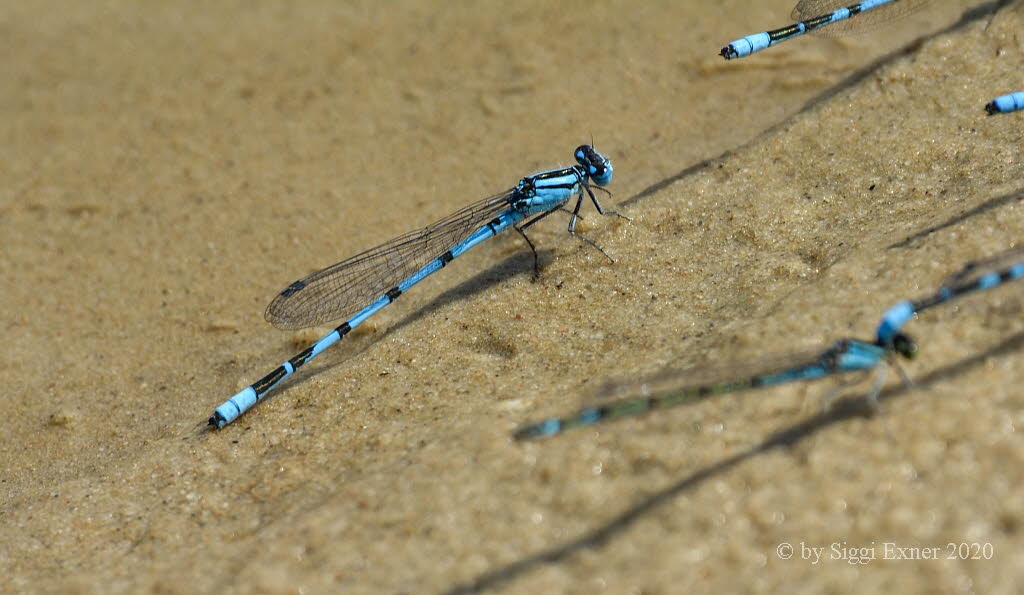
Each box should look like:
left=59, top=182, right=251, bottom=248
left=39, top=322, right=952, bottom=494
left=209, top=145, right=627, bottom=429
left=986, top=91, right=1024, bottom=115
left=721, top=0, right=932, bottom=60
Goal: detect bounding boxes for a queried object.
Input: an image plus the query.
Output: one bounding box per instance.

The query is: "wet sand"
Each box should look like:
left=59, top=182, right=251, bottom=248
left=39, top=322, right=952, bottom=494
left=3, top=1, right=1023, bottom=592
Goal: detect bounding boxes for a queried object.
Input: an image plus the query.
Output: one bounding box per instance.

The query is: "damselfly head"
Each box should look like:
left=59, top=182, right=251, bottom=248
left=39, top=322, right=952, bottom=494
left=574, top=144, right=613, bottom=187
left=890, top=332, right=918, bottom=360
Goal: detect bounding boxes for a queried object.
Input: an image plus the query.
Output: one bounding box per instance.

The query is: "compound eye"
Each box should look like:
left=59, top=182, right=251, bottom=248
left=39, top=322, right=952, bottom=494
left=574, top=145, right=591, bottom=164
left=894, top=333, right=919, bottom=359
left=574, top=144, right=612, bottom=185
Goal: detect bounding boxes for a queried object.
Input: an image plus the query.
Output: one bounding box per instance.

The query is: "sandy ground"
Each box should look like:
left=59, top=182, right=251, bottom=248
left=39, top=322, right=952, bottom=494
left=3, top=1, right=1023, bottom=593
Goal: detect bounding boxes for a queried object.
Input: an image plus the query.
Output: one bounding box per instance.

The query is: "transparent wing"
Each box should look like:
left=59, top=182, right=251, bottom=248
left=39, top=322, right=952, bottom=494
left=589, top=343, right=842, bottom=405
left=513, top=341, right=857, bottom=439
left=265, top=189, right=515, bottom=329
left=792, top=0, right=933, bottom=38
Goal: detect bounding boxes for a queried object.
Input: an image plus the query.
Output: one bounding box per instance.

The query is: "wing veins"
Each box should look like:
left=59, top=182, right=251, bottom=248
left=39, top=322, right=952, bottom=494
left=265, top=189, right=516, bottom=329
